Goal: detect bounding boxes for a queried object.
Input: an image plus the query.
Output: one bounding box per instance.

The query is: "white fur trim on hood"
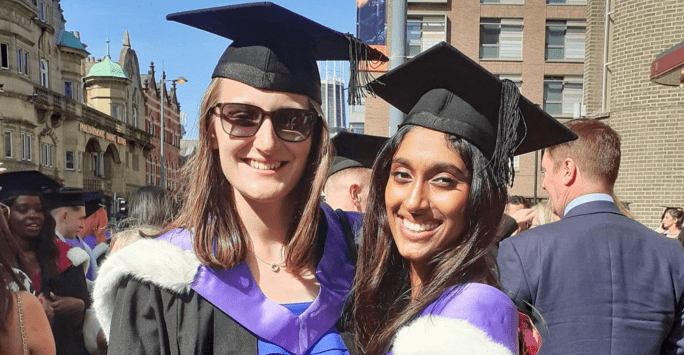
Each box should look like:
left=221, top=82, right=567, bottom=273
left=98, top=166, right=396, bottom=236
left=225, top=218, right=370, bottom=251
left=92, top=238, right=200, bottom=340
left=392, top=315, right=515, bottom=355
left=67, top=246, right=90, bottom=276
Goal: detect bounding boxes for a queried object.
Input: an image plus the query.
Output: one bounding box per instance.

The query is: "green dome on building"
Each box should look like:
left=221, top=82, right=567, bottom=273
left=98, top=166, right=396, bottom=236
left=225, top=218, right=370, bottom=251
left=58, top=30, right=86, bottom=51
left=86, top=57, right=128, bottom=79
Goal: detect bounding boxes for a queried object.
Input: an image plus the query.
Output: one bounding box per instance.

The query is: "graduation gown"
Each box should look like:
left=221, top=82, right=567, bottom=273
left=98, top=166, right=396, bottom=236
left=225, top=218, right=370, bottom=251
left=391, top=283, right=519, bottom=355
left=49, top=239, right=92, bottom=355
left=93, top=204, right=361, bottom=355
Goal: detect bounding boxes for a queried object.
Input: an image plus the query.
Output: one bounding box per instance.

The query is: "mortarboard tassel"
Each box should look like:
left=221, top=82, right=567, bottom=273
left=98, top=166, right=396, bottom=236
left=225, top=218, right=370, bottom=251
left=346, top=34, right=378, bottom=106
left=490, top=79, right=527, bottom=188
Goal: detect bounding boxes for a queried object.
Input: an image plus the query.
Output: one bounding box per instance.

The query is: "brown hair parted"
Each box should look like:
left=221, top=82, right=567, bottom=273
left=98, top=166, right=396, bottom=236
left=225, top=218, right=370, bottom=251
left=351, top=125, right=508, bottom=355
left=545, top=118, right=621, bottom=187
left=166, top=78, right=333, bottom=271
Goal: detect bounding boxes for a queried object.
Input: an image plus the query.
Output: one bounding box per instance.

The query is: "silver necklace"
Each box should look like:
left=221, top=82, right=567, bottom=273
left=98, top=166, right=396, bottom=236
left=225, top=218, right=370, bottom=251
left=251, top=250, right=285, bottom=272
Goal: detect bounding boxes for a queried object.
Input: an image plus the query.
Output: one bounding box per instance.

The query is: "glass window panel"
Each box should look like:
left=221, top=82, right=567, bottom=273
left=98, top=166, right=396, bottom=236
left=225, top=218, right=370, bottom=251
left=546, top=27, right=565, bottom=46
left=481, top=26, right=500, bottom=45
left=480, top=46, right=499, bottom=59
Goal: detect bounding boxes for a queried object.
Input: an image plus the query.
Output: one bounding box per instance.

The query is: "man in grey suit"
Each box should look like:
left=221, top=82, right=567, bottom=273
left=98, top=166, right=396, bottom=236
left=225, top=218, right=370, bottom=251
left=498, top=119, right=684, bottom=354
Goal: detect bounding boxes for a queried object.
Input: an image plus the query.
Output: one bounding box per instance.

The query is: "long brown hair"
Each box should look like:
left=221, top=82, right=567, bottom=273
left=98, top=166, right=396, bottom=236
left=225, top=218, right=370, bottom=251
left=351, top=125, right=508, bottom=354
left=166, top=78, right=332, bottom=270
left=0, top=204, right=26, bottom=335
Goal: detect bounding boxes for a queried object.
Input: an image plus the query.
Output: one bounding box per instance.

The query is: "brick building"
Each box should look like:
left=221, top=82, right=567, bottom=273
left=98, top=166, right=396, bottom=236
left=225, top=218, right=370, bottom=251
left=141, top=63, right=184, bottom=191
left=585, top=0, right=684, bottom=227
left=361, top=0, right=587, bottom=199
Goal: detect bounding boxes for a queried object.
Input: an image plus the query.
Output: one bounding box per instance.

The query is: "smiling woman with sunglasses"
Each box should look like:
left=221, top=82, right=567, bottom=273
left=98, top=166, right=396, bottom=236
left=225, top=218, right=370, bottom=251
left=93, top=3, right=386, bottom=355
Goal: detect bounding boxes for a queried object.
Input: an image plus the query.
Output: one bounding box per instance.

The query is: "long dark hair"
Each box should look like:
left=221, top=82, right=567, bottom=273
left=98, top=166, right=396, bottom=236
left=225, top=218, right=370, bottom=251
left=0, top=203, right=26, bottom=336
left=166, top=78, right=332, bottom=271
left=351, top=125, right=508, bottom=354
left=5, top=195, right=60, bottom=294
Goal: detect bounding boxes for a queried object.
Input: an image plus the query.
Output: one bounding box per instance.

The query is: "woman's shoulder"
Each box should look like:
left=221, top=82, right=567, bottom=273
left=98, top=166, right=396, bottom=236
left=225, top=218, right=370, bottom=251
left=16, top=291, right=56, bottom=355
left=94, top=235, right=201, bottom=341
left=392, top=283, right=518, bottom=355
left=96, top=234, right=199, bottom=295
left=427, top=283, right=516, bottom=316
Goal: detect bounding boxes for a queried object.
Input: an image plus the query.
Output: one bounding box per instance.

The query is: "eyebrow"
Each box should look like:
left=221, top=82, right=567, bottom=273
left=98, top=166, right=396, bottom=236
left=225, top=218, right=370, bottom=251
left=392, top=157, right=470, bottom=179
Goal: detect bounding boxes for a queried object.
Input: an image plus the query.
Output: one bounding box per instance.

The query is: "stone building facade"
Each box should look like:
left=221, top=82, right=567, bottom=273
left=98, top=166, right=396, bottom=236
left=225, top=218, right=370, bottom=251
left=362, top=0, right=587, bottom=199
left=585, top=0, right=684, bottom=227
left=0, top=0, right=152, bottom=199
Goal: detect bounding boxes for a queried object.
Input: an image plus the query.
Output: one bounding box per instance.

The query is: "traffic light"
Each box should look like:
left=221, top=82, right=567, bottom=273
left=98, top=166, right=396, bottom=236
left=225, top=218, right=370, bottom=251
left=116, top=197, right=128, bottom=218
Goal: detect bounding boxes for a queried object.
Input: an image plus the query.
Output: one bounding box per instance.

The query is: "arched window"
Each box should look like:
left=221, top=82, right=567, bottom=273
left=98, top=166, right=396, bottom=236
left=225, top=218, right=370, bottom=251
left=39, top=59, right=49, bottom=88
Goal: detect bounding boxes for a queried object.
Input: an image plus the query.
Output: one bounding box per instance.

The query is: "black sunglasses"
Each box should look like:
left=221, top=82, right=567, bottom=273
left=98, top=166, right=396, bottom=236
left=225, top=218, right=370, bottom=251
left=209, top=103, right=318, bottom=142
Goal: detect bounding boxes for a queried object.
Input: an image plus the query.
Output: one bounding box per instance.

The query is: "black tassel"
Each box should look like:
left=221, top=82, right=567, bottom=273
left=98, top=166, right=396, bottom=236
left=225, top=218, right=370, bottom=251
left=489, top=80, right=527, bottom=188
left=345, top=34, right=378, bottom=106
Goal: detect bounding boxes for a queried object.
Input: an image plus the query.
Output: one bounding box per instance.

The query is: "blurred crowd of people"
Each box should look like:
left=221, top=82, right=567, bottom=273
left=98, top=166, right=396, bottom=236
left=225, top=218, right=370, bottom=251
left=0, top=176, right=177, bottom=354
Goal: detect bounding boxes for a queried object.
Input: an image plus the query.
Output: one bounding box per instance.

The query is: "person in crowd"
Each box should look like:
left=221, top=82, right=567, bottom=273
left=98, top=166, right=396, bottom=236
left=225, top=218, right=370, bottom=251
left=108, top=225, right=160, bottom=254
left=498, top=119, right=684, bottom=354
left=657, top=207, right=683, bottom=239
left=80, top=192, right=109, bottom=248
left=506, top=196, right=530, bottom=214
left=79, top=192, right=111, bottom=268
left=0, top=200, right=56, bottom=355
left=127, top=185, right=177, bottom=228
left=46, top=189, right=99, bottom=282
left=325, top=131, right=387, bottom=213
left=351, top=42, right=576, bottom=355
left=528, top=199, right=559, bottom=228
left=93, top=3, right=386, bottom=354
left=0, top=172, right=91, bottom=355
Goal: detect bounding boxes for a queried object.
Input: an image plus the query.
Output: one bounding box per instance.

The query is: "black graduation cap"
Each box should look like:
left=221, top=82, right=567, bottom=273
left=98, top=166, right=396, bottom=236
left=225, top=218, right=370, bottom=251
left=167, top=2, right=388, bottom=105
left=83, top=191, right=106, bottom=218
left=329, top=131, right=388, bottom=176
left=368, top=42, right=577, bottom=187
left=0, top=171, right=60, bottom=201
left=43, top=187, right=86, bottom=210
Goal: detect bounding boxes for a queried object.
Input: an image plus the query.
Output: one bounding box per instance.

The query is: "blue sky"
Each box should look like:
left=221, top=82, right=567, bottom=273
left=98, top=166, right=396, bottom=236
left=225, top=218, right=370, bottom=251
left=60, top=0, right=359, bottom=139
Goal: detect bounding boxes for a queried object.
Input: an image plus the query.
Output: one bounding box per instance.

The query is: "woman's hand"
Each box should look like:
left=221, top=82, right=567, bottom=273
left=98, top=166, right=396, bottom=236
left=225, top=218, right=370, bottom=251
left=37, top=293, right=54, bottom=324
left=49, top=292, right=85, bottom=325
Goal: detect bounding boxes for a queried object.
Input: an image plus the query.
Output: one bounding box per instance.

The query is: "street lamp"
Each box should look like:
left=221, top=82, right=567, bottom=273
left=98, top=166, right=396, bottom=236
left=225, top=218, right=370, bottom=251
left=159, top=71, right=187, bottom=189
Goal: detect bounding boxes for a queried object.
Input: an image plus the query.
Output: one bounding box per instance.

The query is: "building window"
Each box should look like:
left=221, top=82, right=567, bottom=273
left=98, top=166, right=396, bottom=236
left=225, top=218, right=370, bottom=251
left=547, top=0, right=586, bottom=4
left=546, top=20, right=586, bottom=61
left=41, top=143, right=55, bottom=167
left=482, top=0, right=524, bottom=4
left=123, top=107, right=128, bottom=124
left=35, top=1, right=50, bottom=23
left=77, top=151, right=83, bottom=171
left=4, top=131, right=12, bottom=158
left=39, top=59, right=49, bottom=87
left=513, top=156, right=520, bottom=172
left=17, top=49, right=28, bottom=75
left=132, top=107, right=138, bottom=128
left=111, top=104, right=120, bottom=120
left=1, top=43, right=8, bottom=70
left=480, top=19, right=523, bottom=60
left=21, top=133, right=31, bottom=161
left=543, top=76, right=584, bottom=117
left=91, top=152, right=104, bottom=177
left=64, top=81, right=73, bottom=99
left=407, top=15, right=447, bottom=58
left=349, top=122, right=365, bottom=134
left=65, top=151, right=74, bottom=170
left=497, top=74, right=523, bottom=89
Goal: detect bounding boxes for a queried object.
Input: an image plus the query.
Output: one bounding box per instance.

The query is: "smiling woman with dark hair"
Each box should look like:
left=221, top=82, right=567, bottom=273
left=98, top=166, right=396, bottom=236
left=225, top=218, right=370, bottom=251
left=351, top=42, right=576, bottom=355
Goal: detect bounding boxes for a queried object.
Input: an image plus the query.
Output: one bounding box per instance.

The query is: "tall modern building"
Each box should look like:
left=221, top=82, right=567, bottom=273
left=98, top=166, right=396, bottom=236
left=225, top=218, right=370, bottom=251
left=362, top=0, right=587, bottom=198
left=320, top=61, right=347, bottom=134
left=584, top=0, right=684, bottom=227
